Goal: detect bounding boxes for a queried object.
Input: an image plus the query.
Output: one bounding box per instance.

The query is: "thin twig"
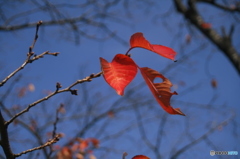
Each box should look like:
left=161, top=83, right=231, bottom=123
left=170, top=114, right=235, bottom=159
left=52, top=104, right=63, bottom=138
left=197, top=0, right=240, bottom=13
left=0, top=21, right=59, bottom=88
left=29, top=21, right=42, bottom=55
left=14, top=134, right=61, bottom=157
left=122, top=152, right=128, bottom=159
left=0, top=51, right=59, bottom=87
left=174, top=0, right=240, bottom=75
left=47, top=104, right=63, bottom=158
left=5, top=72, right=102, bottom=126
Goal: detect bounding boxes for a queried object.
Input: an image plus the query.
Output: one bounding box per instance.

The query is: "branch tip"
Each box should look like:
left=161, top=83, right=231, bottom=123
left=56, top=82, right=62, bottom=91
left=122, top=152, right=128, bottom=159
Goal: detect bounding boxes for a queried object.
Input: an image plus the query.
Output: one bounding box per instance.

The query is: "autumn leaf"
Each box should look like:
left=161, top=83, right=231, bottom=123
left=89, top=154, right=97, bottom=159
left=18, top=87, right=27, bottom=97
left=100, top=54, right=137, bottom=96
left=88, top=138, right=99, bottom=148
left=79, top=139, right=89, bottom=151
left=57, top=147, right=72, bottom=159
left=185, top=34, right=191, bottom=44
left=107, top=111, right=115, bottom=118
left=139, top=67, right=185, bottom=116
left=129, top=32, right=177, bottom=60
left=201, top=22, right=212, bottom=29
left=28, top=83, right=35, bottom=92
left=211, top=79, right=217, bottom=88
left=132, top=155, right=150, bottom=159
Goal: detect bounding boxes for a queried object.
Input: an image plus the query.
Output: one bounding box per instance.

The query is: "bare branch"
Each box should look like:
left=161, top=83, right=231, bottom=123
left=5, top=72, right=102, bottom=126
left=197, top=0, right=240, bottom=13
left=0, top=110, right=15, bottom=159
left=29, top=21, right=42, bottom=54
left=133, top=104, right=156, bottom=155
left=0, top=51, right=59, bottom=87
left=14, top=134, right=61, bottom=158
left=122, top=152, right=128, bottom=159
left=174, top=0, right=240, bottom=75
left=170, top=114, right=235, bottom=159
left=52, top=104, right=63, bottom=138
left=0, top=21, right=59, bottom=87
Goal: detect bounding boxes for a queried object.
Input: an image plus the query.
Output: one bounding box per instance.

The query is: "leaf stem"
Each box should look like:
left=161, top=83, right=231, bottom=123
left=125, top=48, right=133, bottom=56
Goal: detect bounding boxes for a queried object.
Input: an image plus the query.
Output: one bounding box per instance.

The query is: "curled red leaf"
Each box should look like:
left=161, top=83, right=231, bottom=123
left=139, top=67, right=185, bottom=116
left=132, top=155, right=150, bottom=159
left=100, top=54, right=137, bottom=96
left=130, top=32, right=176, bottom=60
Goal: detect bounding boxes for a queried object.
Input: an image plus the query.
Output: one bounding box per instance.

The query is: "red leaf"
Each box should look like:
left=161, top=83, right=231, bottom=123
left=132, top=155, right=150, bottom=159
left=139, top=67, right=185, bottom=116
left=100, top=54, right=137, bottom=96
left=57, top=147, right=72, bottom=159
left=88, top=138, right=99, bottom=148
left=79, top=139, right=89, bottom=151
left=107, top=111, right=115, bottom=118
left=211, top=79, right=217, bottom=88
left=130, top=32, right=176, bottom=60
left=201, top=22, right=212, bottom=29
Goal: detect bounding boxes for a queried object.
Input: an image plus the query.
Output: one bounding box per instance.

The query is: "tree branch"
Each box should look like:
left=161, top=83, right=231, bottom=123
left=122, top=152, right=128, bottom=159
left=0, top=51, right=59, bottom=87
left=174, top=0, right=240, bottom=75
left=0, top=20, right=59, bottom=87
left=0, top=16, right=88, bottom=31
left=197, top=0, right=240, bottom=13
left=0, top=110, right=15, bottom=159
left=5, top=72, right=102, bottom=126
left=14, top=134, right=61, bottom=158
left=170, top=114, right=235, bottom=159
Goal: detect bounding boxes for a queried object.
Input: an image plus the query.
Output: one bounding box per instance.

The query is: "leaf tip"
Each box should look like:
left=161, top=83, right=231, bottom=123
left=116, top=90, right=124, bottom=96
left=174, top=108, right=186, bottom=116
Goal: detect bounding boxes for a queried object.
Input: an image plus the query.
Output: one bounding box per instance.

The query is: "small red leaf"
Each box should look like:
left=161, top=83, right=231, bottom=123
left=201, top=22, right=212, bottom=29
left=130, top=32, right=176, bottom=60
left=100, top=54, right=137, bottom=96
left=132, top=155, right=150, bottom=159
left=88, top=138, right=99, bottom=148
left=211, top=79, right=217, bottom=88
left=79, top=139, right=89, bottom=151
left=139, top=67, right=185, bottom=116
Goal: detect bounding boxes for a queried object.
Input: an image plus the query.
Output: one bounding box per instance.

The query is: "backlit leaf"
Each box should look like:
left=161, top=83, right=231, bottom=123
left=100, top=54, right=137, bottom=96
left=89, top=154, right=97, bottom=159
left=88, top=138, right=99, bottom=148
left=79, top=139, right=89, bottom=151
left=57, top=147, right=72, bottom=159
left=139, top=67, right=185, bottom=116
left=130, top=32, right=176, bottom=60
left=132, top=155, right=150, bottom=159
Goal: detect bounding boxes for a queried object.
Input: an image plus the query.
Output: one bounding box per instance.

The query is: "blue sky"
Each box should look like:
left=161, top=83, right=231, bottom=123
left=0, top=1, right=239, bottom=158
